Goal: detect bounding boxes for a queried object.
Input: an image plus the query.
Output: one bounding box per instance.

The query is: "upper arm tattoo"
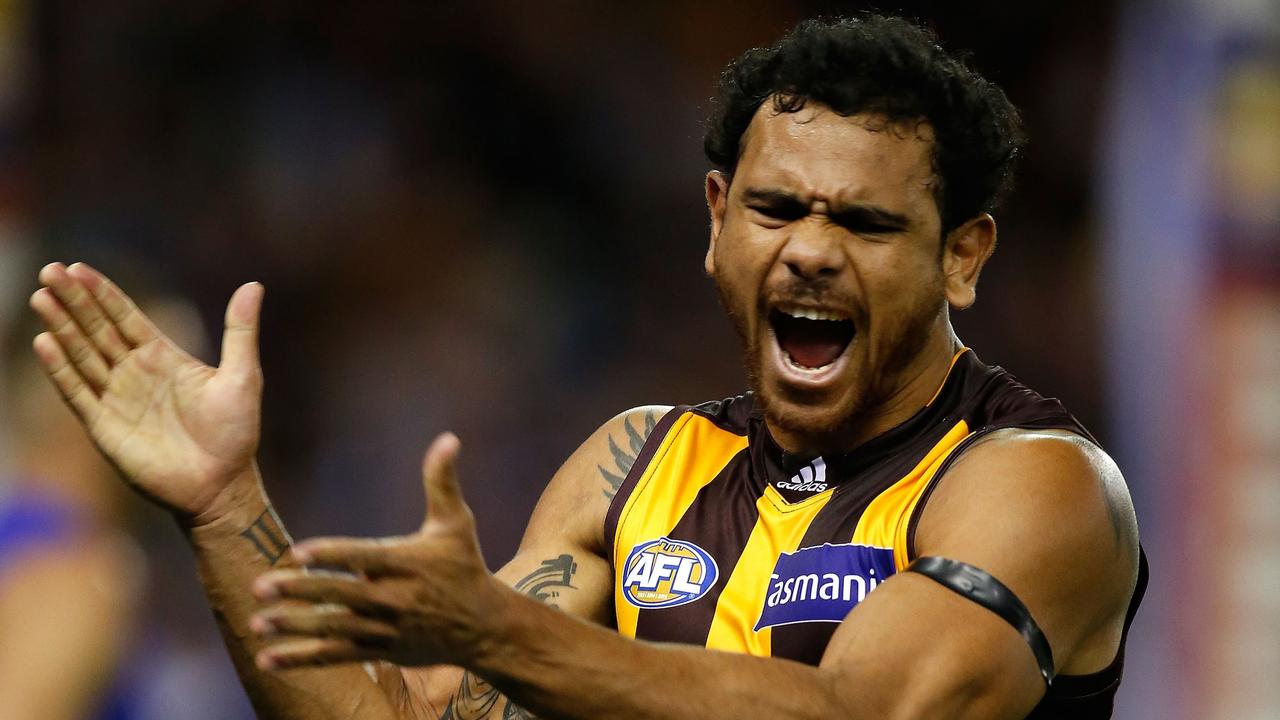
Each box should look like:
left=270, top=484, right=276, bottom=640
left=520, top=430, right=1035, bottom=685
left=440, top=555, right=579, bottom=720
left=597, top=410, right=659, bottom=500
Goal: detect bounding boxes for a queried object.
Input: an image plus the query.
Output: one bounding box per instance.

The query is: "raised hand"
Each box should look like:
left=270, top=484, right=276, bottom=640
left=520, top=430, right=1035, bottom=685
left=250, top=433, right=505, bottom=670
left=29, top=262, right=265, bottom=523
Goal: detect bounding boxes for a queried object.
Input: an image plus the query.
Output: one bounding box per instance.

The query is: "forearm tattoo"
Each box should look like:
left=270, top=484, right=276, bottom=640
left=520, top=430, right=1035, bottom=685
left=598, top=410, right=659, bottom=500
left=239, top=507, right=291, bottom=565
left=440, top=555, right=578, bottom=720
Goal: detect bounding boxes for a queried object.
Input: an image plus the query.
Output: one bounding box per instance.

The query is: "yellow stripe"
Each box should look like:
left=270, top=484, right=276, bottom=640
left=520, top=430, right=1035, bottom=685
left=852, top=420, right=972, bottom=571
left=704, top=484, right=834, bottom=656
left=925, top=347, right=971, bottom=407
left=612, top=412, right=749, bottom=638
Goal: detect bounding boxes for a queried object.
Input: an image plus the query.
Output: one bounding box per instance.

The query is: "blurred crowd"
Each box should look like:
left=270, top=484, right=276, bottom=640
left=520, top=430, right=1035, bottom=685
left=0, top=2, right=1275, bottom=719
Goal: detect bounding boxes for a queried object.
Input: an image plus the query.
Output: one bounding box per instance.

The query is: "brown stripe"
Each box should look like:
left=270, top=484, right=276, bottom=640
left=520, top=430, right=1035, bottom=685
left=686, top=394, right=757, bottom=436
left=633, top=452, right=758, bottom=645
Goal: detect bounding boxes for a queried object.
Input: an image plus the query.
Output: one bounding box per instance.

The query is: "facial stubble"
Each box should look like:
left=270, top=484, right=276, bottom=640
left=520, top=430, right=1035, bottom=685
left=714, top=269, right=946, bottom=452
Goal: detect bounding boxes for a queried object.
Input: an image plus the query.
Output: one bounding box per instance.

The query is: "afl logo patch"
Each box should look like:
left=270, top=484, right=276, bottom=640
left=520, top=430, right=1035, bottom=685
left=621, top=537, right=719, bottom=609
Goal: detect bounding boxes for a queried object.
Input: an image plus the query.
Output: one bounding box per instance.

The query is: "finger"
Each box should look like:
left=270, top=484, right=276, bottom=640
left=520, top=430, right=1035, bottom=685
left=422, top=432, right=468, bottom=525
left=67, top=262, right=159, bottom=348
left=219, top=282, right=263, bottom=380
left=29, top=288, right=113, bottom=391
left=256, top=638, right=378, bottom=671
left=290, top=537, right=416, bottom=576
left=253, top=569, right=402, bottom=613
left=251, top=605, right=398, bottom=644
left=48, top=262, right=132, bottom=365
left=32, top=332, right=103, bottom=424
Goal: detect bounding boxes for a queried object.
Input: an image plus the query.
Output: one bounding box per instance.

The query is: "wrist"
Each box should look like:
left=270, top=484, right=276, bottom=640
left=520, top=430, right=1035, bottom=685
left=468, top=577, right=547, bottom=678
left=181, top=463, right=267, bottom=530
left=468, top=573, right=527, bottom=671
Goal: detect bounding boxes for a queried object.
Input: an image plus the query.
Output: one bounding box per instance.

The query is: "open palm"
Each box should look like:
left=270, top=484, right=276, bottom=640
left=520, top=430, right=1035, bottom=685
left=30, top=262, right=264, bottom=520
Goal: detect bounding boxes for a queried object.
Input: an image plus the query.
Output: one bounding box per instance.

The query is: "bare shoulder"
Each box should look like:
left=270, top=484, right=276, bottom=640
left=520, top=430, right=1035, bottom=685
left=519, top=405, right=674, bottom=557
left=914, top=428, right=1140, bottom=671
left=924, top=429, right=1139, bottom=561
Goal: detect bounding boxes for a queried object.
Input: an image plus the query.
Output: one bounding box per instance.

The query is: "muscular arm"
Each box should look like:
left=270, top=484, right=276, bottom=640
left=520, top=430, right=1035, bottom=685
left=421, top=407, right=664, bottom=720
left=510, top=431, right=1138, bottom=719
left=181, top=472, right=410, bottom=719
left=252, top=407, right=668, bottom=719
left=191, top=484, right=573, bottom=720
left=423, top=554, right=588, bottom=720
left=27, top=263, right=407, bottom=719
left=29, top=261, right=672, bottom=720
left=279, top=428, right=1137, bottom=720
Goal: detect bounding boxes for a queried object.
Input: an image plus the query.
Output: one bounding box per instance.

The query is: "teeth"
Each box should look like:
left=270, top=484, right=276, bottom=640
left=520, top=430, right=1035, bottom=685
left=780, top=307, right=846, bottom=322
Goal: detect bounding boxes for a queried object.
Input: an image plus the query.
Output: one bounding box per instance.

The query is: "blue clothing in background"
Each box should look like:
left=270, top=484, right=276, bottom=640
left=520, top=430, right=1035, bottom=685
left=0, top=488, right=143, bottom=720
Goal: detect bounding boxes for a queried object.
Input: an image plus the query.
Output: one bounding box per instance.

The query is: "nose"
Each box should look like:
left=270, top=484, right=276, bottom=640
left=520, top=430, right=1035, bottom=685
left=778, top=223, right=846, bottom=280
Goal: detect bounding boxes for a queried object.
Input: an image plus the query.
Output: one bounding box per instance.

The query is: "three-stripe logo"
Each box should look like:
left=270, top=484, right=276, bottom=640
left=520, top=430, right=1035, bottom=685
left=777, top=457, right=828, bottom=492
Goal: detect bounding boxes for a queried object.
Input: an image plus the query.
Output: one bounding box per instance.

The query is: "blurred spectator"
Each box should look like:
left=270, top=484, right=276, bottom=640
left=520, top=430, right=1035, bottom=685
left=0, top=277, right=256, bottom=720
left=0, top=297, right=144, bottom=719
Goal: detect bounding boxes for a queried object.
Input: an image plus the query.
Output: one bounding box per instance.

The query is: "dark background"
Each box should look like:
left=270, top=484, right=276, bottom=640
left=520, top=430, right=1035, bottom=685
left=19, top=0, right=1116, bottom=547
left=7, top=1, right=1253, bottom=718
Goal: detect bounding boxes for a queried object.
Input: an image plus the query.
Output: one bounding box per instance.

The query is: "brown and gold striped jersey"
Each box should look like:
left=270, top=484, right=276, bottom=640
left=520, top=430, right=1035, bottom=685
left=603, top=348, right=1146, bottom=718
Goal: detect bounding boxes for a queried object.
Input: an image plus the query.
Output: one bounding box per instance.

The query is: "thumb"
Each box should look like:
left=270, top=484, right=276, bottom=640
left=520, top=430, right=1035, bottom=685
left=422, top=432, right=466, bottom=526
left=220, top=282, right=264, bottom=379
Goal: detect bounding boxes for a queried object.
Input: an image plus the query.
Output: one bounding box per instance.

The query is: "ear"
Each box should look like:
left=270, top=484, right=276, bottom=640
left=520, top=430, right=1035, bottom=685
left=942, top=213, right=997, bottom=310
left=704, top=170, right=730, bottom=276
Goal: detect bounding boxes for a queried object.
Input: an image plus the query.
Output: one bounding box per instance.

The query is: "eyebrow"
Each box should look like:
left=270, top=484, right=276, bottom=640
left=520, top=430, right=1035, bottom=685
left=740, top=187, right=808, bottom=209
left=740, top=187, right=911, bottom=229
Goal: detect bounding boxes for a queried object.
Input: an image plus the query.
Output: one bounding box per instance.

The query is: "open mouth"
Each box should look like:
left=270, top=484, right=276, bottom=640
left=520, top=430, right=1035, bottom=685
left=769, top=306, right=856, bottom=371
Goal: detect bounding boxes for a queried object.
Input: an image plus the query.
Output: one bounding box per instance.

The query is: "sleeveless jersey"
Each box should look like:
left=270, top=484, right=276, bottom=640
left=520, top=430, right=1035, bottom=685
left=604, top=348, right=1147, bottom=718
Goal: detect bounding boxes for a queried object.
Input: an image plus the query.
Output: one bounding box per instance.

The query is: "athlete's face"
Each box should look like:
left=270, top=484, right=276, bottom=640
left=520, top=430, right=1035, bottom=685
left=705, top=103, right=993, bottom=451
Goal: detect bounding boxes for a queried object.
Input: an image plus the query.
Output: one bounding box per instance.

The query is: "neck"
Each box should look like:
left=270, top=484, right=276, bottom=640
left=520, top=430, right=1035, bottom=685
left=767, top=327, right=963, bottom=456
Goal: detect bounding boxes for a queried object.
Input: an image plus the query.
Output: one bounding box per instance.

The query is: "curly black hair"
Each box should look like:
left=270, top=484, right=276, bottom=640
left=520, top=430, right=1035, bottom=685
left=704, top=15, right=1026, bottom=234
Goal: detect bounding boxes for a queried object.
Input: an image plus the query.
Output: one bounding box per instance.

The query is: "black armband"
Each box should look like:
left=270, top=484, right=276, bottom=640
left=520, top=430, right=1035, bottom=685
left=907, top=556, right=1055, bottom=686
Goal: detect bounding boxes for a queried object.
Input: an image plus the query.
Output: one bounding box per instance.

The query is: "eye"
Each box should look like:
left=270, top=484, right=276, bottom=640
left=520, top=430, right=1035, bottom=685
left=830, top=212, right=907, bottom=237
left=748, top=203, right=805, bottom=224
left=845, top=221, right=899, bottom=235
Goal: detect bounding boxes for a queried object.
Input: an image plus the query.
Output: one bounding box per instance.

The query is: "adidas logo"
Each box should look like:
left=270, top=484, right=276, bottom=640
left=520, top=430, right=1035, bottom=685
left=777, top=457, right=828, bottom=492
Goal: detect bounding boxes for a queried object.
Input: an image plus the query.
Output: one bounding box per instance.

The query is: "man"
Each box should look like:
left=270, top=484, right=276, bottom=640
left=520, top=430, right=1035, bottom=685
left=30, top=15, right=1143, bottom=720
